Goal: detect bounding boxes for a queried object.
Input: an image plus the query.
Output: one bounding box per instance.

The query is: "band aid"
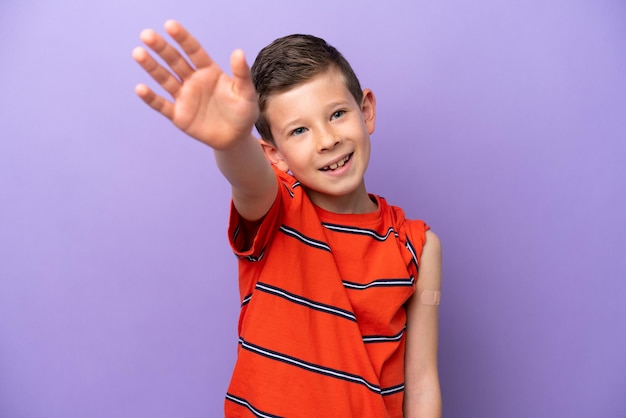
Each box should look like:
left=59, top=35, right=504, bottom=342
left=419, top=289, right=441, bottom=306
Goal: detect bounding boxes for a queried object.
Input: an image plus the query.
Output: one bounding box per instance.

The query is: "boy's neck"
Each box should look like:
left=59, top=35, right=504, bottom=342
left=303, top=185, right=378, bottom=215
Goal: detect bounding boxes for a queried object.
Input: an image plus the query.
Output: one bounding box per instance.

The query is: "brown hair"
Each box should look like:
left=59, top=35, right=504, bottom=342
left=251, top=34, right=363, bottom=144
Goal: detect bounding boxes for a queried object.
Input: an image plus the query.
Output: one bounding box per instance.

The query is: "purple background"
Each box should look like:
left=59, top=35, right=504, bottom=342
left=1, top=0, right=624, bottom=417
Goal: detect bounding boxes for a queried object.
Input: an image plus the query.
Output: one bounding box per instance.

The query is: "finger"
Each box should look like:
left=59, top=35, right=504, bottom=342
left=132, top=46, right=182, bottom=97
left=230, top=49, right=256, bottom=99
left=139, top=28, right=195, bottom=81
left=164, top=20, right=213, bottom=69
left=135, top=83, right=175, bottom=120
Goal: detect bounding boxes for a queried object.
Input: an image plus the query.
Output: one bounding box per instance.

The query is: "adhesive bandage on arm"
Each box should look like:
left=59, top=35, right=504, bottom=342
left=419, top=289, right=441, bottom=306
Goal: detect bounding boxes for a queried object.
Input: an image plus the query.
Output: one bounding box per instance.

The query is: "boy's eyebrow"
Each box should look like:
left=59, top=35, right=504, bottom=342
left=326, top=99, right=353, bottom=109
left=278, top=117, right=307, bottom=132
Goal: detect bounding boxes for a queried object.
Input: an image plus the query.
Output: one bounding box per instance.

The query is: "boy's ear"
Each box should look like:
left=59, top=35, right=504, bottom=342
left=361, top=88, right=376, bottom=135
left=260, top=139, right=290, bottom=172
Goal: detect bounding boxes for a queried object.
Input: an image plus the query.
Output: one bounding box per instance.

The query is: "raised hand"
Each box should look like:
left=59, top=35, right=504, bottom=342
left=132, top=20, right=259, bottom=150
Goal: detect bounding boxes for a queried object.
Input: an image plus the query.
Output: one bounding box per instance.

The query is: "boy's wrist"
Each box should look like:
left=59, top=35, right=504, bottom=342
left=192, top=126, right=257, bottom=151
left=213, top=131, right=258, bottom=151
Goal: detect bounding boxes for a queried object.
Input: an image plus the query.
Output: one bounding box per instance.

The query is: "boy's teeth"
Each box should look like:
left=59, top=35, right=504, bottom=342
left=324, top=155, right=350, bottom=171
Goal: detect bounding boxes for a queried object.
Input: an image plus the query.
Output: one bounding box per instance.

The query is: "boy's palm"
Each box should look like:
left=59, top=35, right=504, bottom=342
left=133, top=21, right=259, bottom=149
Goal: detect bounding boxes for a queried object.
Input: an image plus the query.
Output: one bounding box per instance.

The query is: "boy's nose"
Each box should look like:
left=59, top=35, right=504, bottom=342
left=316, top=130, right=342, bottom=152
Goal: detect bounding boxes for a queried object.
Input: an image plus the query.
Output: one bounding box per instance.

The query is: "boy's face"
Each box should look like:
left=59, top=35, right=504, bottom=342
left=262, top=68, right=377, bottom=213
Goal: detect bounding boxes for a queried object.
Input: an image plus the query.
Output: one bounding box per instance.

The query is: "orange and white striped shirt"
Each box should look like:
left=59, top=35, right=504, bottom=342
left=225, top=168, right=428, bottom=417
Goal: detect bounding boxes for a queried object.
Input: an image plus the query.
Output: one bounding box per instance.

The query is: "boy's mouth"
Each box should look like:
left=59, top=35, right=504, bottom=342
left=320, top=153, right=352, bottom=172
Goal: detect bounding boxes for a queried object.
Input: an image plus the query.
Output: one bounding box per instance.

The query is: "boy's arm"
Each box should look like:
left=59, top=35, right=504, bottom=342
left=404, top=230, right=442, bottom=418
left=133, top=20, right=276, bottom=220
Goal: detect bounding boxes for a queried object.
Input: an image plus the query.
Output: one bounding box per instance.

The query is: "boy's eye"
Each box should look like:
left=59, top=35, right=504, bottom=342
left=331, top=110, right=345, bottom=120
left=291, top=127, right=307, bottom=136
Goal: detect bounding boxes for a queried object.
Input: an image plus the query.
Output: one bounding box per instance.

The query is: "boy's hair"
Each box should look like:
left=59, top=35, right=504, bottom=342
left=251, top=34, right=363, bottom=144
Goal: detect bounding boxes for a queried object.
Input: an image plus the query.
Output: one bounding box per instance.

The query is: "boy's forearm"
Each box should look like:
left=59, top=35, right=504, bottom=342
left=403, top=379, right=442, bottom=418
left=214, top=134, right=277, bottom=220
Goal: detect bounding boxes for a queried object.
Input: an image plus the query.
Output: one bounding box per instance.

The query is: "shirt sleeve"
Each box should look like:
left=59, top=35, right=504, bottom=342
left=405, top=219, right=430, bottom=278
left=227, top=172, right=285, bottom=260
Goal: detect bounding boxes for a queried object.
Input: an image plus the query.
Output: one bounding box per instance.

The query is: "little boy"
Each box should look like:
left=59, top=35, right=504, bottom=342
left=133, top=20, right=442, bottom=417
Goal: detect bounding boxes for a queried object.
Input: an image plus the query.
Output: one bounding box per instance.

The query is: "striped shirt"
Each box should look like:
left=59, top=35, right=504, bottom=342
left=225, top=168, right=428, bottom=417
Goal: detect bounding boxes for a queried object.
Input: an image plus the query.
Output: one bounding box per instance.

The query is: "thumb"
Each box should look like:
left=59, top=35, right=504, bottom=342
left=230, top=49, right=256, bottom=99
